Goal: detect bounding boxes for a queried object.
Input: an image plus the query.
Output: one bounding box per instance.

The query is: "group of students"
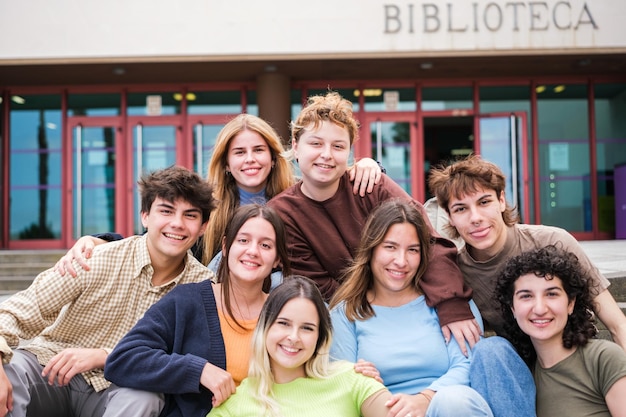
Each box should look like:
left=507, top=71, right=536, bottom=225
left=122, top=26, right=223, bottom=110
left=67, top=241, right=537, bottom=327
left=0, top=91, right=624, bottom=417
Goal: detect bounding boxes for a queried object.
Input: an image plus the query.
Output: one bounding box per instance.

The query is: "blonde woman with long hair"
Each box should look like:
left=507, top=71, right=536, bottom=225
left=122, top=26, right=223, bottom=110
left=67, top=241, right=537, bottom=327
left=208, top=275, right=391, bottom=417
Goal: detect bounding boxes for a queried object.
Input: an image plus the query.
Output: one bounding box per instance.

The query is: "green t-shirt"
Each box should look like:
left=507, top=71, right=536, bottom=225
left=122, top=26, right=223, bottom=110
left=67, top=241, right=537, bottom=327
left=207, top=361, right=386, bottom=417
left=534, top=339, right=626, bottom=417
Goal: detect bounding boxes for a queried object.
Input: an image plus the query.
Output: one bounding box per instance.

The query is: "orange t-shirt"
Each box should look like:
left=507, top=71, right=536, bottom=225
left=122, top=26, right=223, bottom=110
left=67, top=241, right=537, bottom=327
left=217, top=309, right=257, bottom=385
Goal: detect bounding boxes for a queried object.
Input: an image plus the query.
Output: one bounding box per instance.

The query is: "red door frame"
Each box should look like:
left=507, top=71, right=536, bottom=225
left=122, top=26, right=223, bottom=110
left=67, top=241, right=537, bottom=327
left=358, top=112, right=421, bottom=199
left=64, top=116, right=126, bottom=247
left=475, top=111, right=531, bottom=224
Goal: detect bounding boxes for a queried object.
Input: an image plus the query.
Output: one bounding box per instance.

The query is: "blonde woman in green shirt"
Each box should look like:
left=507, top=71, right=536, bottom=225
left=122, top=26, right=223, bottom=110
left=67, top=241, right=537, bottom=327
left=207, top=276, right=391, bottom=417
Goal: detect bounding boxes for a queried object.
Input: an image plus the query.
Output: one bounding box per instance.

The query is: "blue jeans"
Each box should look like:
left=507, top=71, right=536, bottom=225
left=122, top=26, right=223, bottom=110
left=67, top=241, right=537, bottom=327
left=427, top=385, right=494, bottom=417
left=470, top=336, right=537, bottom=417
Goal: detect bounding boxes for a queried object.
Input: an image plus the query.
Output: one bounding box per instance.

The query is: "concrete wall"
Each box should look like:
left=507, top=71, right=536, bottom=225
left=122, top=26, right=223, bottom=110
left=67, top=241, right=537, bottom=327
left=1, top=0, right=625, bottom=63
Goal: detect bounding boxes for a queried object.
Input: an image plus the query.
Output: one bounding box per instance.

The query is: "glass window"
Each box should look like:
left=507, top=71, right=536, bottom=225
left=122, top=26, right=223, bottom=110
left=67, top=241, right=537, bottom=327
left=362, top=87, right=416, bottom=111
left=68, top=93, right=121, bottom=116
left=422, top=86, right=472, bottom=111
left=479, top=85, right=533, bottom=222
left=537, top=84, right=589, bottom=232
left=9, top=94, right=62, bottom=239
left=290, top=89, right=305, bottom=122
left=188, top=90, right=244, bottom=115
left=594, top=83, right=626, bottom=234
left=127, top=92, right=182, bottom=115
left=246, top=90, right=258, bottom=116
left=304, top=88, right=361, bottom=112
left=0, top=94, right=3, bottom=242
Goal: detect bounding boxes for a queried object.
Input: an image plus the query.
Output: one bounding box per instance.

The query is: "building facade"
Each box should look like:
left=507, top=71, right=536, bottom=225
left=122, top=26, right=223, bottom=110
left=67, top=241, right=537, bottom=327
left=1, top=0, right=625, bottom=249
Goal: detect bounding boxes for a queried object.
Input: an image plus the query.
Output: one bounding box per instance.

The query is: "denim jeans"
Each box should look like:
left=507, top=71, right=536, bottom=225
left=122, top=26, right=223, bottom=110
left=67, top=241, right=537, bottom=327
left=427, top=385, right=494, bottom=417
left=470, top=336, right=537, bottom=417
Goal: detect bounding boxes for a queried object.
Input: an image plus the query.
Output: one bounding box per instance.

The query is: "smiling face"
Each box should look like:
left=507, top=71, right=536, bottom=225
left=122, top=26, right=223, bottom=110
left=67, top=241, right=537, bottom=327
left=226, top=216, right=280, bottom=286
left=293, top=120, right=351, bottom=200
left=265, top=297, right=320, bottom=384
left=142, top=197, right=207, bottom=263
left=511, top=273, right=575, bottom=349
left=226, top=129, right=274, bottom=193
left=447, top=187, right=508, bottom=261
left=370, top=222, right=422, bottom=304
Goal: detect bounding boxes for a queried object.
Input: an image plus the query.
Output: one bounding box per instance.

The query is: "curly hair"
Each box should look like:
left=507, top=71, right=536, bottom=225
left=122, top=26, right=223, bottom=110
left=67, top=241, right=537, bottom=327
left=290, top=91, right=360, bottom=147
left=495, top=244, right=598, bottom=365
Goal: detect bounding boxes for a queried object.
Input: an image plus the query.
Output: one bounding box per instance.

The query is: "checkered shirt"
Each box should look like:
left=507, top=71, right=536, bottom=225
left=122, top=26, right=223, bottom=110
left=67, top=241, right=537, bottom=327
left=0, top=234, right=214, bottom=391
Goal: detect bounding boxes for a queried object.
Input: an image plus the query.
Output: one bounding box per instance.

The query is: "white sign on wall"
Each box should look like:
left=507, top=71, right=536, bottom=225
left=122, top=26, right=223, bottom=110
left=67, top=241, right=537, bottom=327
left=0, top=0, right=623, bottom=62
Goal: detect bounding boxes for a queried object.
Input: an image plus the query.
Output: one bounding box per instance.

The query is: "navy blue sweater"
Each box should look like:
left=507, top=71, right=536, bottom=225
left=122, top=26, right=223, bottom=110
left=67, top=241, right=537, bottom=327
left=105, top=280, right=226, bottom=417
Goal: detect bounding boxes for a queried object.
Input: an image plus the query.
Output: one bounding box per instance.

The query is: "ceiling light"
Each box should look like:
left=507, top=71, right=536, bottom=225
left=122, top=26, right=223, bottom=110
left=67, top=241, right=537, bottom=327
left=535, top=85, right=546, bottom=94
left=353, top=89, right=383, bottom=97
left=420, top=62, right=433, bottom=70
left=112, top=67, right=126, bottom=75
left=11, top=95, right=25, bottom=104
left=554, top=85, right=566, bottom=93
left=173, top=93, right=197, bottom=101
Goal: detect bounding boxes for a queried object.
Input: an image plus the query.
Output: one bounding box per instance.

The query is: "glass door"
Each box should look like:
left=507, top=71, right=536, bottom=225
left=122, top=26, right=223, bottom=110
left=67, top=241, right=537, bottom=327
left=130, top=117, right=182, bottom=234
left=478, top=112, right=530, bottom=222
left=188, top=115, right=231, bottom=178
left=364, top=113, right=419, bottom=198
left=68, top=118, right=123, bottom=242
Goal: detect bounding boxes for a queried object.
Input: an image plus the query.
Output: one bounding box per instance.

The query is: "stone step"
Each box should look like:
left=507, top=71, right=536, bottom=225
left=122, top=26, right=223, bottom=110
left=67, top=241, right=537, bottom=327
left=0, top=250, right=66, bottom=291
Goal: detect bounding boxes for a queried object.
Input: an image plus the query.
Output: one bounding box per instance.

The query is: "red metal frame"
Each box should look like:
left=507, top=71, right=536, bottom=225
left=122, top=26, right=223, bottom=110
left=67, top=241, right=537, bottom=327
left=1, top=90, right=9, bottom=248
left=475, top=112, right=531, bottom=224
left=3, top=75, right=626, bottom=248
left=65, top=116, right=124, bottom=246
left=360, top=112, right=420, bottom=198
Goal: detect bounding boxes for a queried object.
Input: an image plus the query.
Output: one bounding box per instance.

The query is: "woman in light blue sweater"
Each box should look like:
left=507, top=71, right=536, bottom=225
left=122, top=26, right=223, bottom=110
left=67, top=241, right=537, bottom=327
left=329, top=199, right=492, bottom=417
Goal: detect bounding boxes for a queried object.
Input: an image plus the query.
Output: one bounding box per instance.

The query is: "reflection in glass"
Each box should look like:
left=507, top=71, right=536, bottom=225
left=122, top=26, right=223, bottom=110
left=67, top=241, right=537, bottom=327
left=479, top=85, right=533, bottom=222
left=537, top=84, right=589, bottom=231
left=188, top=91, right=243, bottom=115
left=193, top=124, right=224, bottom=177
left=594, top=83, right=626, bottom=233
left=479, top=116, right=523, bottom=211
left=128, top=92, right=181, bottom=116
left=363, top=88, right=416, bottom=112
left=73, top=126, right=116, bottom=238
left=305, top=88, right=361, bottom=112
left=133, top=125, right=177, bottom=234
left=68, top=93, right=121, bottom=116
left=422, top=87, right=472, bottom=111
left=9, top=95, right=62, bottom=239
left=371, top=121, right=411, bottom=194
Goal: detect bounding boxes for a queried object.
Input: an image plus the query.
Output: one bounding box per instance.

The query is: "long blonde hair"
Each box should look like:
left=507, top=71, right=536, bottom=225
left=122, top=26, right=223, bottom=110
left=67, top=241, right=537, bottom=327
left=203, top=114, right=294, bottom=264
left=248, top=276, right=335, bottom=417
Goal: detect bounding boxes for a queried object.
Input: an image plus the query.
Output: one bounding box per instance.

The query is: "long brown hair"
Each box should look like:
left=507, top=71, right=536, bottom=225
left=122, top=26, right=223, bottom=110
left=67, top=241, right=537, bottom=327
left=329, top=199, right=431, bottom=321
left=217, top=204, right=291, bottom=329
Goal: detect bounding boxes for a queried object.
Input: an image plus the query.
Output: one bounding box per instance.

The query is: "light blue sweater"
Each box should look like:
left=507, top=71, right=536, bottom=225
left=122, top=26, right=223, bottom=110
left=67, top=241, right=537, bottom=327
left=330, top=296, right=483, bottom=395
